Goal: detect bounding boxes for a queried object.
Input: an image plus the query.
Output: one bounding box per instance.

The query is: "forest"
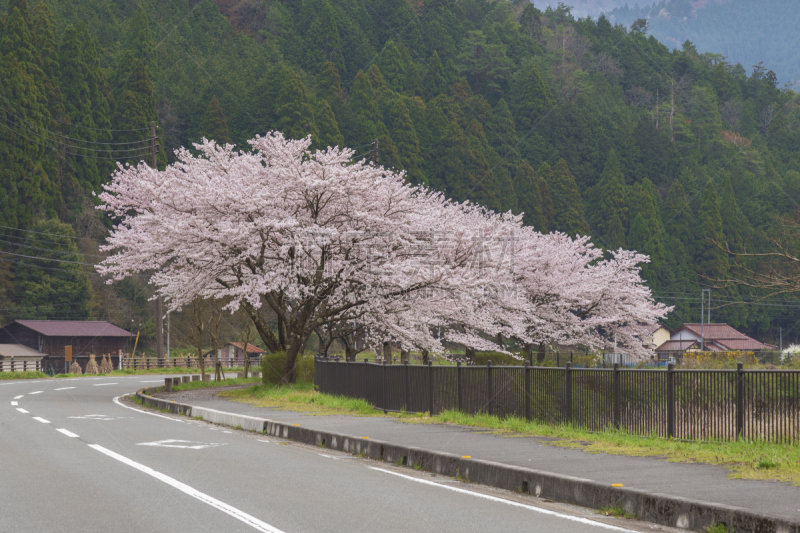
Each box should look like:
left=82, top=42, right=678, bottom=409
left=1, top=0, right=799, bottom=349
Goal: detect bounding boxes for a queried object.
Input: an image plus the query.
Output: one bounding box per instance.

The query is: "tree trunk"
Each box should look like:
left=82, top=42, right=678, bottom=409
left=536, top=343, right=546, bottom=364
left=400, top=348, right=410, bottom=364
left=465, top=346, right=476, bottom=363
left=523, top=344, right=532, bottom=365
left=382, top=341, right=392, bottom=364
left=281, top=339, right=302, bottom=384
left=421, top=349, right=429, bottom=366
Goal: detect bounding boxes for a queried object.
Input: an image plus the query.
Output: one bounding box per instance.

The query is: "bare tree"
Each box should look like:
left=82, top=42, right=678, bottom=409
left=187, top=298, right=209, bottom=380
left=626, top=85, right=653, bottom=107
left=239, top=310, right=256, bottom=378
left=760, top=103, right=777, bottom=134
left=207, top=300, right=224, bottom=381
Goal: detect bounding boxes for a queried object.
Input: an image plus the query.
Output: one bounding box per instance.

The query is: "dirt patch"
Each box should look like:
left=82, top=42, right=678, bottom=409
left=150, top=384, right=254, bottom=402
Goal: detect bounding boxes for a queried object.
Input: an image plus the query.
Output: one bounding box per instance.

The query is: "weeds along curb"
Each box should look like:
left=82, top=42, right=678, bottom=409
left=135, top=388, right=799, bottom=533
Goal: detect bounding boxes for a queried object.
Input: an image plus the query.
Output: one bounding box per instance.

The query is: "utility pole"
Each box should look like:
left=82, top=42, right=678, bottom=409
left=780, top=327, right=783, bottom=353
left=700, top=289, right=711, bottom=351
left=372, top=138, right=379, bottom=166
left=151, top=121, right=165, bottom=361
left=166, top=311, right=171, bottom=358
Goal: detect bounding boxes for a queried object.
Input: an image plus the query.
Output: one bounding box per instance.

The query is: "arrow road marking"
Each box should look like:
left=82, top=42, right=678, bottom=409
left=11, top=401, right=17, bottom=406
left=90, top=445, right=284, bottom=533
left=68, top=414, right=126, bottom=421
left=13, top=395, right=23, bottom=400
left=136, top=439, right=227, bottom=450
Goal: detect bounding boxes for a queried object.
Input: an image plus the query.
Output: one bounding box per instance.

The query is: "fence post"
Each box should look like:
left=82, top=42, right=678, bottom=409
left=487, top=360, right=493, bottom=416
left=736, top=362, right=744, bottom=440
left=524, top=361, right=531, bottom=422
left=557, top=352, right=560, bottom=368
left=613, top=363, right=621, bottom=430
left=667, top=363, right=675, bottom=438
left=404, top=360, right=410, bottom=411
left=457, top=361, right=463, bottom=412
left=565, top=362, right=572, bottom=425
left=428, top=361, right=434, bottom=415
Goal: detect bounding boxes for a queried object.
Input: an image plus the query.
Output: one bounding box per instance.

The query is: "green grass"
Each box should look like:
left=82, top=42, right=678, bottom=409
left=0, top=370, right=47, bottom=380
left=598, top=506, right=634, bottom=519
left=171, top=377, right=261, bottom=391
left=224, top=385, right=800, bottom=485
left=703, top=523, right=732, bottom=533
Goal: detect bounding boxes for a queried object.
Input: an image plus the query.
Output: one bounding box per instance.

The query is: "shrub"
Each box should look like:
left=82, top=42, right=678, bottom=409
left=261, top=352, right=315, bottom=384
left=261, top=351, right=287, bottom=384
left=474, top=351, right=523, bottom=366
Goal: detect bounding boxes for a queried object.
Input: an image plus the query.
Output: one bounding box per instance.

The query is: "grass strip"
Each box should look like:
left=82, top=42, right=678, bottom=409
left=0, top=370, right=48, bottom=380
left=172, top=377, right=261, bottom=391
left=222, top=384, right=800, bottom=485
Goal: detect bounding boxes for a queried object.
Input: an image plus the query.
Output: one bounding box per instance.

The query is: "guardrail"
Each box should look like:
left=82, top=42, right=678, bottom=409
left=315, top=357, right=800, bottom=443
left=120, top=355, right=263, bottom=370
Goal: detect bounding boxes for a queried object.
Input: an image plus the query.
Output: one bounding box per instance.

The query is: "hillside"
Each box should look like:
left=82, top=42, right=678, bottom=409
left=609, top=0, right=800, bottom=85
left=1, top=0, right=799, bottom=347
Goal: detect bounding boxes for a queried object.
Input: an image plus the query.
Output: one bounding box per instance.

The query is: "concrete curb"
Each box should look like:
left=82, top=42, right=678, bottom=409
left=135, top=387, right=799, bottom=533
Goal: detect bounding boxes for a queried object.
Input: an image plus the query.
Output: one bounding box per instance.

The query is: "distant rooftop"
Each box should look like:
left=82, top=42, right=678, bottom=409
left=10, top=320, right=133, bottom=337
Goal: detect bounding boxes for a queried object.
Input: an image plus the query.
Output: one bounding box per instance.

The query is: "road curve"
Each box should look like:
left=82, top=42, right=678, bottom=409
left=0, top=376, right=663, bottom=533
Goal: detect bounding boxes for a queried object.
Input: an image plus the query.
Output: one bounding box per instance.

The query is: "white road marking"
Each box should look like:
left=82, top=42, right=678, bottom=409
left=56, top=428, right=79, bottom=438
left=318, top=454, right=354, bottom=460
left=68, top=414, right=126, bottom=421
left=28, top=391, right=43, bottom=395
left=11, top=401, right=17, bottom=406
left=140, top=380, right=163, bottom=383
left=55, top=387, right=76, bottom=391
left=137, top=439, right=226, bottom=450
left=13, top=395, right=23, bottom=400
left=33, top=417, right=50, bottom=424
left=16, top=408, right=28, bottom=414
left=112, top=394, right=184, bottom=423
left=370, top=467, right=637, bottom=532
left=89, top=445, right=284, bottom=532
left=93, top=383, right=119, bottom=387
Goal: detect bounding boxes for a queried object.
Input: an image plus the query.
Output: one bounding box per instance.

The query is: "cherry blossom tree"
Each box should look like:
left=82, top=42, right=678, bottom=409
left=97, top=132, right=668, bottom=381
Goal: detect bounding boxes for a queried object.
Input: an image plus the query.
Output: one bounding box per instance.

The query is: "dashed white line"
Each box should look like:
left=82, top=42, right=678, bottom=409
left=11, top=401, right=17, bottom=406
left=16, top=408, right=28, bottom=414
left=13, top=395, right=23, bottom=400
left=370, top=467, right=636, bottom=532
left=54, top=387, right=76, bottom=391
left=140, top=380, right=163, bottom=383
left=89, top=445, right=284, bottom=532
left=56, top=428, right=79, bottom=438
left=93, top=383, right=118, bottom=387
left=33, top=417, right=51, bottom=424
left=28, top=391, right=43, bottom=395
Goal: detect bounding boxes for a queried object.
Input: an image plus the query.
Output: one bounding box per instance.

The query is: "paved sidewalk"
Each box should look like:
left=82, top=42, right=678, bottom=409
left=173, top=391, right=800, bottom=523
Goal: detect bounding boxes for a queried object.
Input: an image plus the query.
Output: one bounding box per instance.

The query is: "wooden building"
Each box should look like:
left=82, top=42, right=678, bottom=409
left=0, top=320, right=133, bottom=374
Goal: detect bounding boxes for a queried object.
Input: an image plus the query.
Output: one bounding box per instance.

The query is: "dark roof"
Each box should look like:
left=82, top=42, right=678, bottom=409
left=656, top=340, right=698, bottom=352
left=228, top=342, right=265, bottom=354
left=676, top=323, right=772, bottom=350
left=12, top=320, right=133, bottom=337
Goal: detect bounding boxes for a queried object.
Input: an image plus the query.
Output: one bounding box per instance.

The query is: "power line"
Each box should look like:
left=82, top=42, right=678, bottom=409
left=0, top=238, right=107, bottom=259
left=0, top=249, right=98, bottom=266
left=1, top=118, right=154, bottom=155
left=0, top=94, right=151, bottom=133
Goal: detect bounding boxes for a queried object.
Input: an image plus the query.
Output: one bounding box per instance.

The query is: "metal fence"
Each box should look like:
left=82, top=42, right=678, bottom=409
left=315, top=357, right=800, bottom=443
left=120, top=355, right=262, bottom=370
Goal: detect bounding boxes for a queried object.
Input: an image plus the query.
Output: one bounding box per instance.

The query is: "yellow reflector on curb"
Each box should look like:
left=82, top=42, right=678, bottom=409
left=362, top=436, right=369, bottom=439
left=612, top=483, right=624, bottom=487
left=462, top=456, right=472, bottom=459
left=293, top=424, right=300, bottom=426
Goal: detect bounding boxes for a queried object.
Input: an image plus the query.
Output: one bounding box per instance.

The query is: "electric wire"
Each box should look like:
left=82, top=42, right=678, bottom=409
left=0, top=94, right=151, bottom=133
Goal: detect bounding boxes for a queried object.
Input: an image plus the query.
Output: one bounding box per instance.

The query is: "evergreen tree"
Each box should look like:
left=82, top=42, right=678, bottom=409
left=513, top=160, right=546, bottom=230
left=589, top=150, right=627, bottom=248
left=274, top=71, right=319, bottom=142
left=199, top=96, right=231, bottom=144
left=13, top=219, right=92, bottom=319
left=316, top=60, right=343, bottom=101
left=662, top=179, right=693, bottom=247
left=626, top=182, right=666, bottom=290
left=113, top=59, right=156, bottom=148
left=313, top=98, right=344, bottom=149
left=547, top=159, right=590, bottom=237
left=422, top=51, right=447, bottom=100
left=382, top=95, right=424, bottom=184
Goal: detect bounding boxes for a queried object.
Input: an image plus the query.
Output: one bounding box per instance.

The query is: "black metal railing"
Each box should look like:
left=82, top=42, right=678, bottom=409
left=315, top=357, right=800, bottom=443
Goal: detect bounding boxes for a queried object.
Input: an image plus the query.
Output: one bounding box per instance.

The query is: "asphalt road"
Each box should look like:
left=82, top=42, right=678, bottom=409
left=0, top=376, right=675, bottom=533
